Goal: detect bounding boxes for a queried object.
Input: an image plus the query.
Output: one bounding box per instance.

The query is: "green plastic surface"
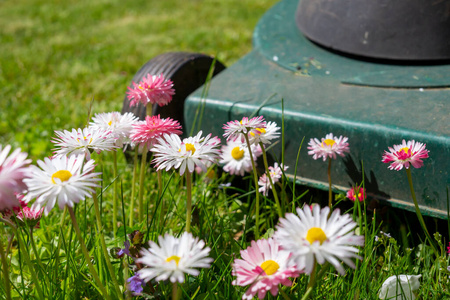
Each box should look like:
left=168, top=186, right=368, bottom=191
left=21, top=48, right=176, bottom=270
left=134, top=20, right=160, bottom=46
left=185, top=0, right=450, bottom=219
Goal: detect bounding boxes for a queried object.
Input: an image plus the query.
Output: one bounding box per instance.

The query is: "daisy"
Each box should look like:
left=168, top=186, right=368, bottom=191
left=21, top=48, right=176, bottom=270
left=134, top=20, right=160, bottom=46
left=346, top=186, right=366, bottom=202
left=382, top=140, right=429, bottom=171
left=0, top=145, right=31, bottom=211
left=378, top=275, right=421, bottom=300
left=130, top=115, right=182, bottom=151
left=89, top=111, right=139, bottom=148
left=307, top=133, right=350, bottom=161
left=223, top=116, right=266, bottom=143
left=137, top=232, right=213, bottom=283
left=274, top=204, right=364, bottom=275
left=2, top=195, right=43, bottom=228
left=52, top=127, right=118, bottom=160
left=151, top=131, right=221, bottom=175
left=23, top=155, right=101, bottom=216
left=248, top=121, right=280, bottom=145
left=220, top=140, right=260, bottom=176
left=232, top=238, right=301, bottom=300
left=258, top=163, right=288, bottom=196
left=127, top=73, right=175, bottom=107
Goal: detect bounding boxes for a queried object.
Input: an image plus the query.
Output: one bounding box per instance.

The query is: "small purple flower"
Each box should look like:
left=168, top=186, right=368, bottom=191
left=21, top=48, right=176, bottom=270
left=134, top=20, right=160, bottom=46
left=127, top=273, right=146, bottom=295
left=118, top=240, right=131, bottom=258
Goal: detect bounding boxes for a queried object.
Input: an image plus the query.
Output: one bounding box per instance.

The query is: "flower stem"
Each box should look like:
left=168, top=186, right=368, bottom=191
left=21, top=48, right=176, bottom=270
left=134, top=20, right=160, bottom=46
left=186, top=171, right=192, bottom=233
left=172, top=282, right=179, bottom=300
left=129, top=147, right=139, bottom=227
left=259, top=142, right=283, bottom=218
left=327, top=158, right=332, bottom=209
left=0, top=225, right=11, bottom=300
left=1, top=217, right=45, bottom=299
left=244, top=134, right=260, bottom=239
left=138, top=145, right=148, bottom=223
left=29, top=227, right=47, bottom=280
left=67, top=206, right=111, bottom=300
left=92, top=193, right=124, bottom=299
left=405, top=168, right=439, bottom=257
left=113, top=150, right=118, bottom=238
left=301, top=262, right=330, bottom=300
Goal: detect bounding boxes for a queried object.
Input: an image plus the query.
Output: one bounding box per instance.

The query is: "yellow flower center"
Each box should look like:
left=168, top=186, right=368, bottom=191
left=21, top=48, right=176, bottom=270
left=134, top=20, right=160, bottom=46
left=306, top=227, right=327, bottom=245
left=185, top=143, right=196, bottom=155
left=51, top=170, right=73, bottom=184
left=322, top=139, right=335, bottom=147
left=249, top=127, right=266, bottom=137
left=400, top=147, right=410, bottom=154
left=108, top=120, right=113, bottom=126
left=260, top=260, right=280, bottom=276
left=166, top=255, right=181, bottom=266
left=231, top=147, right=245, bottom=160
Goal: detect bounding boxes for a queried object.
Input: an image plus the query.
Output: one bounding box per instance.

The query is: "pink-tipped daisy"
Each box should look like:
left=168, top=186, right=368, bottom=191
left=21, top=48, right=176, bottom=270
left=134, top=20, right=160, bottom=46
left=127, top=73, right=175, bottom=107
left=137, top=232, right=213, bottom=283
left=382, top=140, right=429, bottom=171
left=52, top=127, right=118, bottom=160
left=0, top=145, right=31, bottom=211
left=130, top=115, right=182, bottom=151
left=258, top=163, right=288, bottom=196
left=220, top=140, right=260, bottom=176
left=346, top=186, right=366, bottom=202
left=2, top=194, right=43, bottom=228
left=232, top=238, right=301, bottom=300
left=247, top=121, right=280, bottom=145
left=223, top=116, right=266, bottom=143
left=307, top=133, right=350, bottom=161
left=89, top=111, right=139, bottom=148
left=151, top=131, right=221, bottom=175
left=274, top=204, right=364, bottom=275
left=23, top=155, right=101, bottom=216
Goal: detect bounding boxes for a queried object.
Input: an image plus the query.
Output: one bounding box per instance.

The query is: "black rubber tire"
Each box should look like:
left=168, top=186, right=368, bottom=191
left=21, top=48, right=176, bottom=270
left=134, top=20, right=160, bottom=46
left=121, top=52, right=226, bottom=132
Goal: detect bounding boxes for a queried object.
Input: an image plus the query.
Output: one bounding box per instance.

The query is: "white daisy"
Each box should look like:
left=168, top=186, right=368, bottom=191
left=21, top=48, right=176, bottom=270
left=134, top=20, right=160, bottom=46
left=223, top=116, right=266, bottom=143
left=89, top=111, right=139, bottom=148
left=274, top=204, right=364, bottom=275
left=0, top=145, right=31, bottom=211
left=137, top=232, right=213, bottom=283
left=220, top=140, right=259, bottom=176
left=151, top=131, right=221, bottom=175
left=23, top=155, right=101, bottom=215
left=52, top=127, right=118, bottom=160
left=248, top=121, right=280, bottom=145
left=307, top=133, right=350, bottom=161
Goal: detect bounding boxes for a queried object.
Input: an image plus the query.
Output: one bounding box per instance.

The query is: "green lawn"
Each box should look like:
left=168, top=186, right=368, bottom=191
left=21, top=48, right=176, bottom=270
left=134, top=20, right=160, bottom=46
left=0, top=0, right=279, bottom=159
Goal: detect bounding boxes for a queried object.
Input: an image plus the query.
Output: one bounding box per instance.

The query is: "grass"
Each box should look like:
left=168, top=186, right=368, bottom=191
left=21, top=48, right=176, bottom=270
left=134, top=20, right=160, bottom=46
left=1, top=0, right=450, bottom=299
left=0, top=0, right=279, bottom=159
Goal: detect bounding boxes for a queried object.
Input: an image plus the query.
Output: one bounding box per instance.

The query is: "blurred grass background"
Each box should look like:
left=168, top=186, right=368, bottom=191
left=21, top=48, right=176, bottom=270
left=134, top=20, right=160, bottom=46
left=0, top=0, right=279, bottom=159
